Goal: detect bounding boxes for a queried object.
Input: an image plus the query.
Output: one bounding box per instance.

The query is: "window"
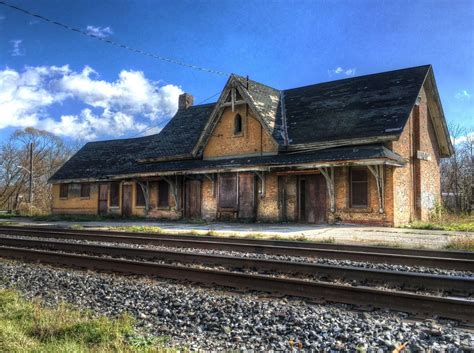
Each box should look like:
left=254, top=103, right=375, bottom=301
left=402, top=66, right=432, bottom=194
left=350, top=167, right=368, bottom=208
left=136, top=183, right=146, bottom=207
left=158, top=180, right=169, bottom=208
left=59, top=184, right=69, bottom=199
left=234, top=114, right=242, bottom=135
left=80, top=183, right=90, bottom=198
left=110, top=182, right=120, bottom=207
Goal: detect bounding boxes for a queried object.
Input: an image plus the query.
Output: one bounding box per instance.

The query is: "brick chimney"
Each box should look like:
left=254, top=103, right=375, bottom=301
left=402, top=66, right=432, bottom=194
left=178, top=93, right=194, bottom=110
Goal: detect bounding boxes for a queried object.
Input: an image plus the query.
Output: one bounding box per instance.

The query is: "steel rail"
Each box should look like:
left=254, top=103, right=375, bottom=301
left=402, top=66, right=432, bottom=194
left=1, top=225, right=472, bottom=259
left=0, top=227, right=472, bottom=271
left=1, top=236, right=472, bottom=295
left=0, top=245, right=472, bottom=323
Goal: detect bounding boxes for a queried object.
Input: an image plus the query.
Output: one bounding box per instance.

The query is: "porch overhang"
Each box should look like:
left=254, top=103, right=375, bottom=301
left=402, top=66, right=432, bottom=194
left=49, top=144, right=404, bottom=184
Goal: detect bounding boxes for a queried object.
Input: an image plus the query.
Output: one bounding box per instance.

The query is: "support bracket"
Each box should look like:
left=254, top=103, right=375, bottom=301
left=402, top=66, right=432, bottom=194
left=162, top=176, right=179, bottom=209
left=367, top=165, right=385, bottom=214
left=254, top=171, right=265, bottom=198
left=318, top=167, right=336, bottom=213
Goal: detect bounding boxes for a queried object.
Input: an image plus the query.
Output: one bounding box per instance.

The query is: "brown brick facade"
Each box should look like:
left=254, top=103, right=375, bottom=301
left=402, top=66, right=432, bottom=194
left=52, top=87, right=443, bottom=226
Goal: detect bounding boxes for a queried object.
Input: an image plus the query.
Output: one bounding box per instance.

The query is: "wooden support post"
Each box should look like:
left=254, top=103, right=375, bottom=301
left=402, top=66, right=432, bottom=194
left=162, top=176, right=179, bottom=209
left=231, top=87, right=236, bottom=112
left=368, top=165, right=385, bottom=214
left=254, top=171, right=265, bottom=198
left=136, top=180, right=150, bottom=215
left=318, top=167, right=336, bottom=213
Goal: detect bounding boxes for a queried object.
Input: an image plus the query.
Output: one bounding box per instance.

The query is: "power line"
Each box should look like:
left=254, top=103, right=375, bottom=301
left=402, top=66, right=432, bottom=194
left=130, top=91, right=222, bottom=138
left=0, top=0, right=228, bottom=76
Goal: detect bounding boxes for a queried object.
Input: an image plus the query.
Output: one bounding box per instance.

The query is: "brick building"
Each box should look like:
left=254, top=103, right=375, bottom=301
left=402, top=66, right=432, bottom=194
left=49, top=65, right=453, bottom=226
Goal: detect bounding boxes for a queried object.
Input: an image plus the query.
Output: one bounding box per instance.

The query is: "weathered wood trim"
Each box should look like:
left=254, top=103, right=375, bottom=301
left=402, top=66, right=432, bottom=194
left=191, top=75, right=280, bottom=157
left=423, top=68, right=454, bottom=157
left=136, top=180, right=150, bottom=215
left=280, top=135, right=398, bottom=153
left=203, top=173, right=216, bottom=197
left=254, top=171, right=266, bottom=198
left=367, top=165, right=385, bottom=213
left=49, top=157, right=404, bottom=184
left=318, top=167, right=335, bottom=213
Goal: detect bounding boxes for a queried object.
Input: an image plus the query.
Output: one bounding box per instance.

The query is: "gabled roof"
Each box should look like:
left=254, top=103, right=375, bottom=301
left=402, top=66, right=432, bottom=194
left=282, top=65, right=431, bottom=148
left=50, top=64, right=453, bottom=183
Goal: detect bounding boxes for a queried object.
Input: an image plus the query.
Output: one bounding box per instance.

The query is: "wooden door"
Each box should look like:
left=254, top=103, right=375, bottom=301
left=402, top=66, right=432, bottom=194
left=98, top=184, right=108, bottom=215
left=238, top=173, right=255, bottom=219
left=299, top=174, right=327, bottom=224
left=185, top=180, right=201, bottom=218
left=122, top=184, right=132, bottom=217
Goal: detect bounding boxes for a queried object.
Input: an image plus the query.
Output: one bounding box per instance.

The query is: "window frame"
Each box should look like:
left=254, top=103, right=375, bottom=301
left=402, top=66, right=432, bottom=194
left=135, top=183, right=146, bottom=208
left=80, top=183, right=91, bottom=199
left=157, top=180, right=170, bottom=209
left=234, top=114, right=243, bottom=136
left=109, top=182, right=120, bottom=207
left=349, top=167, right=369, bottom=208
left=59, top=184, right=69, bottom=199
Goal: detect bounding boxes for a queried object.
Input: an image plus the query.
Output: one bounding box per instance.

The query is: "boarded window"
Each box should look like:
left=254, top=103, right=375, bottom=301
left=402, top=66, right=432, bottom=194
left=350, top=167, right=368, bottom=208
left=234, top=114, right=242, bottom=135
left=59, top=184, right=69, bottom=199
left=219, top=174, right=238, bottom=209
left=158, top=180, right=169, bottom=208
left=80, top=183, right=90, bottom=198
left=110, top=182, right=120, bottom=207
left=136, top=183, right=146, bottom=207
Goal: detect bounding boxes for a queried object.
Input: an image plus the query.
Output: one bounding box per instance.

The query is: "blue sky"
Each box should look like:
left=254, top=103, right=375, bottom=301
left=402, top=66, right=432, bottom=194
left=1, top=0, right=473, bottom=143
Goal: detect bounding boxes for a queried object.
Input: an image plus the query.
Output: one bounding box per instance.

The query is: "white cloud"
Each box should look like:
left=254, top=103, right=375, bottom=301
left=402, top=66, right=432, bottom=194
left=454, top=90, right=471, bottom=101
left=328, top=66, right=356, bottom=77
left=86, top=25, right=113, bottom=38
left=452, top=131, right=474, bottom=145
left=0, top=65, right=183, bottom=140
left=10, top=39, right=24, bottom=56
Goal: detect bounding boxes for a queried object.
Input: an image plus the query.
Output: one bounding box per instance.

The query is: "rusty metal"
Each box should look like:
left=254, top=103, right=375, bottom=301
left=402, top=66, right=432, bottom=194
left=0, top=245, right=472, bottom=323
left=1, top=236, right=472, bottom=296
left=0, top=226, right=472, bottom=271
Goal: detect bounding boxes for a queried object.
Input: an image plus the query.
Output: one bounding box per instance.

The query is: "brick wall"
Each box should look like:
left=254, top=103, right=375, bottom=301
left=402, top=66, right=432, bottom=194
left=203, top=105, right=278, bottom=159
left=52, top=183, right=98, bottom=215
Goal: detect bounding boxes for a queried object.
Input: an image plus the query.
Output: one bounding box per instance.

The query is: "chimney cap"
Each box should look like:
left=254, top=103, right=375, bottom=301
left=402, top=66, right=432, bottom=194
left=179, top=93, right=194, bottom=110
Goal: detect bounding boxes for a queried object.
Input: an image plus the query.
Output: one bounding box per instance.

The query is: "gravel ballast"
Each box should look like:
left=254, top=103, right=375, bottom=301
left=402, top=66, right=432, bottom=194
left=0, top=258, right=472, bottom=351
left=1, top=233, right=472, bottom=278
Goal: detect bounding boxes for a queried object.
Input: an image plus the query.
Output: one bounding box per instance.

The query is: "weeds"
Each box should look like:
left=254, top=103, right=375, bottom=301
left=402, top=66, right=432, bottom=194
left=445, top=236, right=474, bottom=251
left=0, top=289, right=171, bottom=352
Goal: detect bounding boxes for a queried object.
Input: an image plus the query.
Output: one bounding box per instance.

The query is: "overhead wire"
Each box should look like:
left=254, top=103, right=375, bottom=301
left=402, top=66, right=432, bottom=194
left=0, top=0, right=228, bottom=76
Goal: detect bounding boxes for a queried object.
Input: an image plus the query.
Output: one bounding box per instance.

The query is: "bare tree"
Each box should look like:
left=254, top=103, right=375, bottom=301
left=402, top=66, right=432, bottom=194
left=0, top=128, right=77, bottom=214
left=441, top=123, right=473, bottom=213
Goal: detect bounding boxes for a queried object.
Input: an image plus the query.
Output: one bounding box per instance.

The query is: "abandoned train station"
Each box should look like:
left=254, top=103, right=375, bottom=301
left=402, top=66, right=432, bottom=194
left=49, top=65, right=453, bottom=226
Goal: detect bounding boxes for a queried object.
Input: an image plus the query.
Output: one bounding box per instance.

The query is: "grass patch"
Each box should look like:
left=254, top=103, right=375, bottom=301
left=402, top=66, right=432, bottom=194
left=69, top=223, right=85, bottom=230
left=0, top=213, right=16, bottom=219
left=0, top=289, right=171, bottom=352
left=405, top=213, right=474, bottom=232
left=113, top=226, right=164, bottom=234
left=445, top=236, right=474, bottom=251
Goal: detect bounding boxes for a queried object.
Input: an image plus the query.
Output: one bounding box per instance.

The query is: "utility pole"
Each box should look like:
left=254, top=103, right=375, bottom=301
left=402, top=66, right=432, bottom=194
left=28, top=142, right=33, bottom=204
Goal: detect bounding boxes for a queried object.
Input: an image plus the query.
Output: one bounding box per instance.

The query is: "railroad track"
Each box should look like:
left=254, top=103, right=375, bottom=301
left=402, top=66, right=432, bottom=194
left=1, top=236, right=472, bottom=296
left=0, top=225, right=472, bottom=271
left=0, top=245, right=473, bottom=324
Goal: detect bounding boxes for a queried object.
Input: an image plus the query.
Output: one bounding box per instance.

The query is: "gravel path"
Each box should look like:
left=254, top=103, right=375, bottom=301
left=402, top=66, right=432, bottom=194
left=1, top=234, right=472, bottom=278
left=0, top=259, right=472, bottom=351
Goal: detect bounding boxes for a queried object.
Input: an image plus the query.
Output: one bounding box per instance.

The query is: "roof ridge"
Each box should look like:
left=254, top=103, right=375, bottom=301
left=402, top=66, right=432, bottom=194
left=283, top=64, right=432, bottom=92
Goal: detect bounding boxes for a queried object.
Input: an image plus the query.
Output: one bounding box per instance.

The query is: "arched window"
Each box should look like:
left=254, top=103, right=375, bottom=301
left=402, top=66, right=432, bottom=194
left=234, top=114, right=242, bottom=135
